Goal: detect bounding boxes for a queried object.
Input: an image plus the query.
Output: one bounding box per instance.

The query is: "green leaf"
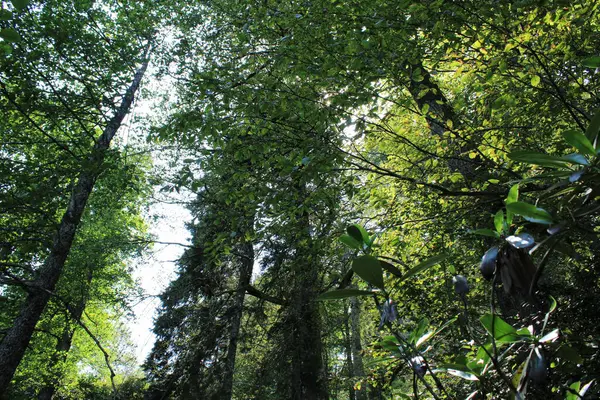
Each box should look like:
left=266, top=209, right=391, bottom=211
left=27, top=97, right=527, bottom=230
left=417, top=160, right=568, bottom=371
left=352, top=255, right=384, bottom=289
left=557, top=345, right=583, bottom=365
left=0, top=9, right=13, bottom=21
left=562, top=153, right=589, bottom=166
left=494, top=209, right=504, bottom=234
left=508, top=150, right=570, bottom=168
left=505, top=184, right=519, bottom=225
left=582, top=56, right=600, bottom=68
left=379, top=260, right=403, bottom=277
left=468, top=228, right=500, bottom=238
left=480, top=314, right=527, bottom=342
left=505, top=184, right=519, bottom=204
left=567, top=381, right=581, bottom=400
left=399, top=253, right=448, bottom=283
left=506, top=202, right=553, bottom=225
left=347, top=224, right=370, bottom=245
left=317, top=288, right=375, bottom=301
left=10, top=0, right=29, bottom=11
left=339, top=234, right=361, bottom=250
left=531, top=75, right=541, bottom=87
left=586, top=108, right=600, bottom=144
left=0, top=28, right=20, bottom=43
left=562, top=129, right=596, bottom=156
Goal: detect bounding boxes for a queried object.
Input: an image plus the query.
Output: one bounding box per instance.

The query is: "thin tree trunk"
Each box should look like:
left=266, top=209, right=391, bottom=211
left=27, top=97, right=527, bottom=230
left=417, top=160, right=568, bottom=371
left=344, top=304, right=355, bottom=400
left=350, top=296, right=367, bottom=400
left=220, top=239, right=254, bottom=400
left=0, top=53, right=149, bottom=397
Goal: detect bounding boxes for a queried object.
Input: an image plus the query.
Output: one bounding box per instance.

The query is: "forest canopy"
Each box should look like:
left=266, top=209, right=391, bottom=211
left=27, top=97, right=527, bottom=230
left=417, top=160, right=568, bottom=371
left=1, top=0, right=600, bottom=399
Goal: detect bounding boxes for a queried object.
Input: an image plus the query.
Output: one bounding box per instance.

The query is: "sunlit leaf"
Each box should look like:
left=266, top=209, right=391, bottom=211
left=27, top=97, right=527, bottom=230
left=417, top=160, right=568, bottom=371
left=480, top=314, right=528, bottom=342
left=562, top=129, right=596, bottom=156
left=506, top=202, right=553, bottom=225
left=494, top=209, right=504, bottom=234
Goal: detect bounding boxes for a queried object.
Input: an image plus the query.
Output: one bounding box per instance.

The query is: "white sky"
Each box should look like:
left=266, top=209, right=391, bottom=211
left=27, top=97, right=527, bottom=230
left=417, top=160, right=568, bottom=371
left=129, top=200, right=191, bottom=364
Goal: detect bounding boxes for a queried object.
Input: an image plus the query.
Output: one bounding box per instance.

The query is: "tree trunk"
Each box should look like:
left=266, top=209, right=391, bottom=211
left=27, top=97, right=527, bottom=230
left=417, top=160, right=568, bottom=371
left=0, top=54, right=149, bottom=397
left=220, top=239, right=254, bottom=400
left=350, top=296, right=367, bottom=400
left=344, top=304, right=355, bottom=400
left=286, top=183, right=328, bottom=400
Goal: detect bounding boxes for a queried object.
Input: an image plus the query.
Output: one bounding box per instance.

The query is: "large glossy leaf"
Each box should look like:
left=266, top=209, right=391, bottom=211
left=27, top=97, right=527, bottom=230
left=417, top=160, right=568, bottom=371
left=480, top=314, right=528, bottom=342
left=562, top=129, right=596, bottom=156
left=562, top=153, right=589, bottom=165
left=379, top=260, right=403, bottom=277
left=0, top=28, right=20, bottom=42
left=339, top=234, right=361, bottom=249
left=583, top=56, right=600, bottom=68
left=586, top=108, right=600, bottom=144
left=352, top=255, right=384, bottom=289
left=506, top=202, right=553, bottom=225
left=508, top=150, right=570, bottom=168
left=317, top=288, right=375, bottom=301
left=399, top=253, right=448, bottom=283
left=10, top=0, right=29, bottom=11
left=494, top=209, right=504, bottom=234
left=347, top=224, right=370, bottom=245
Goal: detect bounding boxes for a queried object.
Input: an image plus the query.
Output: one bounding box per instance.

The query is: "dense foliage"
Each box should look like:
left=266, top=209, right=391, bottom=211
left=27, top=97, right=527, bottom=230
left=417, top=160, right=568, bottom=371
left=1, top=0, right=600, bottom=399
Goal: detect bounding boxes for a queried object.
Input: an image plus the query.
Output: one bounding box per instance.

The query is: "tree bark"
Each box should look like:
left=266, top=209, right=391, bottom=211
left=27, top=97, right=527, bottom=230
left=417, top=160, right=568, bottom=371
left=350, top=296, right=367, bottom=400
left=0, top=54, right=149, bottom=397
left=220, top=239, right=254, bottom=400
left=344, top=304, right=355, bottom=400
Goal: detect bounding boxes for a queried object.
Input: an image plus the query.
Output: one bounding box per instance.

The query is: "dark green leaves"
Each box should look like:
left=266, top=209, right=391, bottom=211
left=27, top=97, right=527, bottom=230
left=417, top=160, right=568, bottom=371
left=582, top=56, right=600, bottom=68
left=352, top=255, right=384, bottom=289
left=0, top=28, right=20, bottom=43
left=317, top=288, right=374, bottom=300
left=586, top=108, right=600, bottom=143
left=10, top=0, right=29, bottom=11
left=506, top=201, right=553, bottom=224
left=508, top=151, right=570, bottom=168
left=0, top=10, right=13, bottom=21
left=562, top=129, right=596, bottom=156
left=347, top=224, right=371, bottom=246
left=339, top=234, right=361, bottom=249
